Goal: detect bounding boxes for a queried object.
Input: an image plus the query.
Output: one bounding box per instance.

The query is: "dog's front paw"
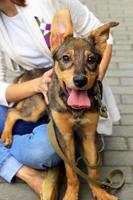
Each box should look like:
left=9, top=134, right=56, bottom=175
left=63, top=184, right=79, bottom=200
left=1, top=132, right=12, bottom=146
left=90, top=186, right=119, bottom=200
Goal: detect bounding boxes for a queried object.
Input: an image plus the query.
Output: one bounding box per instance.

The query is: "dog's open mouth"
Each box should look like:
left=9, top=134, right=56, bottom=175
left=66, top=87, right=91, bottom=110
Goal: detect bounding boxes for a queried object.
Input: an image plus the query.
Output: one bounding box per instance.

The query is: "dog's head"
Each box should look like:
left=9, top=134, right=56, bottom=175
left=50, top=9, right=118, bottom=110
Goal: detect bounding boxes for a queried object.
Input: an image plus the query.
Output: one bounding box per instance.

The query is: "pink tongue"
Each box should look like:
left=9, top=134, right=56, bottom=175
left=67, top=89, right=91, bottom=109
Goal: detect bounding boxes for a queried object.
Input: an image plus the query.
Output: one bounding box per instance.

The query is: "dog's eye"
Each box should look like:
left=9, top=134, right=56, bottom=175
left=87, top=56, right=96, bottom=64
left=63, top=55, right=71, bottom=62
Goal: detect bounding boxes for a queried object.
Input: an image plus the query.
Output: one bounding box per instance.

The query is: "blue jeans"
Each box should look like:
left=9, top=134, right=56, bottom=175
left=0, top=106, right=61, bottom=183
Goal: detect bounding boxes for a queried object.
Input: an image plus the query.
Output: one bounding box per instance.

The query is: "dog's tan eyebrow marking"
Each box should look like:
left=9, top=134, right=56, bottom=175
left=84, top=50, right=94, bottom=57
left=62, top=49, right=74, bottom=56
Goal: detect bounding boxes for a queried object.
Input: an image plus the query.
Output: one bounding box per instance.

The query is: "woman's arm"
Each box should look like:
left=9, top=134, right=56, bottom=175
left=5, top=69, right=53, bottom=104
left=0, top=51, right=6, bottom=81
left=6, top=78, right=41, bottom=103
left=64, top=0, right=102, bottom=36
left=98, top=44, right=112, bottom=81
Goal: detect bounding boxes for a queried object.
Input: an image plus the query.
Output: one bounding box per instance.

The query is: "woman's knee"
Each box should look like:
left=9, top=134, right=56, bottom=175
left=29, top=145, right=61, bottom=169
left=20, top=141, right=61, bottom=169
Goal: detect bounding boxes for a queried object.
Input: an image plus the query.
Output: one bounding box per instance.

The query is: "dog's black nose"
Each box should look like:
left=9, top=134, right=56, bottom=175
left=73, top=75, right=88, bottom=88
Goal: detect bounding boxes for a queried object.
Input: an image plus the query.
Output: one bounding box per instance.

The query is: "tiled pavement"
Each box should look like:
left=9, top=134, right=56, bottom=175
left=0, top=0, right=133, bottom=199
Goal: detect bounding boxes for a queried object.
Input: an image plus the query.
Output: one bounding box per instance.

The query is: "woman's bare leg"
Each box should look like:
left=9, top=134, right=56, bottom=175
left=16, top=165, right=44, bottom=195
left=16, top=165, right=61, bottom=200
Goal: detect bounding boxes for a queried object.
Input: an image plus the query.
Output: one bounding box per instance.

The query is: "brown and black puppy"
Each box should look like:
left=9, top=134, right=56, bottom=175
left=1, top=9, right=119, bottom=200
left=48, top=10, right=119, bottom=200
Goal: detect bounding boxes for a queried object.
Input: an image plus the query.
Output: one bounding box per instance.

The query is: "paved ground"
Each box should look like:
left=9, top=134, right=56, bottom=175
left=1, top=0, right=133, bottom=199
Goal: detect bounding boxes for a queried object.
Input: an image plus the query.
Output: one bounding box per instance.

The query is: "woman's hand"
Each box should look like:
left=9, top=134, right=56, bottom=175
left=37, top=68, right=53, bottom=104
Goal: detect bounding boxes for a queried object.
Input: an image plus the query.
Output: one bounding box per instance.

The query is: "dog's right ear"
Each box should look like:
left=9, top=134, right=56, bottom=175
left=50, top=8, right=73, bottom=54
left=91, top=22, right=119, bottom=55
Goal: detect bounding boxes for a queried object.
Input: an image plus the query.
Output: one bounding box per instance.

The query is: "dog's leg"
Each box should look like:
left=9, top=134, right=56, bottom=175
left=51, top=110, right=79, bottom=200
left=81, top=112, right=118, bottom=200
left=1, top=108, right=23, bottom=146
left=1, top=97, right=46, bottom=146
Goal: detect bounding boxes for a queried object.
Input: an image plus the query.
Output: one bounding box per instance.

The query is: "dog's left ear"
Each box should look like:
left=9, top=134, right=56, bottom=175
left=50, top=8, right=73, bottom=54
left=91, top=22, right=119, bottom=55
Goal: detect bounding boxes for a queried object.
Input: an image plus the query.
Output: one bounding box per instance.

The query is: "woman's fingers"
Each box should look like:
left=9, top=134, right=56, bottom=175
left=44, top=68, right=53, bottom=77
left=40, top=69, right=53, bottom=104
left=42, top=68, right=53, bottom=80
left=42, top=77, right=51, bottom=89
left=43, top=92, right=49, bottom=105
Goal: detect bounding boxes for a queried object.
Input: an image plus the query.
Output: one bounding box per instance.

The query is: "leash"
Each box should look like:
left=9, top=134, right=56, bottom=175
left=48, top=121, right=125, bottom=191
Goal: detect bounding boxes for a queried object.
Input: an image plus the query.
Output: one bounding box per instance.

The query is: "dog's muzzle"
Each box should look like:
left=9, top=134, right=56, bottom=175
left=64, top=77, right=91, bottom=110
